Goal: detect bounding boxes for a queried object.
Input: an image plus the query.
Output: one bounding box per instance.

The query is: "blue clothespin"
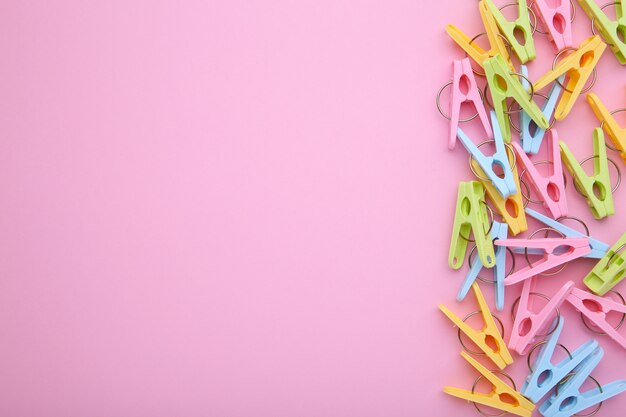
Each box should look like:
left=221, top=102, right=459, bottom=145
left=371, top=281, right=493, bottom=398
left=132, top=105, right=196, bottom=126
left=539, top=347, right=626, bottom=417
left=524, top=208, right=609, bottom=259
left=457, top=221, right=508, bottom=311
left=519, top=65, right=563, bottom=155
left=522, top=317, right=599, bottom=403
left=457, top=111, right=517, bottom=198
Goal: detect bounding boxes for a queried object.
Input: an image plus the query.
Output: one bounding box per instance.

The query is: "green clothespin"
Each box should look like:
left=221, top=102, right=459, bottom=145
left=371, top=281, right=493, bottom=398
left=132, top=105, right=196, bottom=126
left=484, top=55, right=549, bottom=143
left=485, top=0, right=536, bottom=63
left=578, top=0, right=626, bottom=64
left=449, top=181, right=495, bottom=270
left=560, top=128, right=615, bottom=220
left=584, top=232, right=626, bottom=295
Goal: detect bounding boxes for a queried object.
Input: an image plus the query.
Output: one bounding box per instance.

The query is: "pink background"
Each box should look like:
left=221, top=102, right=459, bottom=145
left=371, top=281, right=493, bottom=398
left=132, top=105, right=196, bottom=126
left=1, top=1, right=626, bottom=416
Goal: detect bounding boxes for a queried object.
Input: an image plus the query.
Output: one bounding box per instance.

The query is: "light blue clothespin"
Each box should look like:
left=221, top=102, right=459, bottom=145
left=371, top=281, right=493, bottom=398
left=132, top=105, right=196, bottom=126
left=539, top=347, right=626, bottom=417
left=457, top=221, right=508, bottom=311
left=519, top=65, right=563, bottom=155
left=523, top=208, right=609, bottom=259
left=457, top=111, right=517, bottom=198
left=522, top=317, right=599, bottom=403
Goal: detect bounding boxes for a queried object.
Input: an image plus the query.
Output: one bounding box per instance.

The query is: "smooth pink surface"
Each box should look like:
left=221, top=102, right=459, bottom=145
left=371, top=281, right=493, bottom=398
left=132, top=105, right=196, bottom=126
left=1, top=1, right=626, bottom=416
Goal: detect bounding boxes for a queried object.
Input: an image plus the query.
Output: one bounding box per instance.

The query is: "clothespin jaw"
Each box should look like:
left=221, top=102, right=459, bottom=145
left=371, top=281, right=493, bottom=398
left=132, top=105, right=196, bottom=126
left=485, top=0, right=536, bottom=63
left=587, top=92, right=626, bottom=163
left=531, top=0, right=574, bottom=52
left=496, top=237, right=591, bottom=285
left=584, top=232, right=626, bottom=296
left=533, top=35, right=607, bottom=121
left=449, top=181, right=496, bottom=270
left=444, top=352, right=535, bottom=417
left=578, top=0, right=626, bottom=64
left=519, top=65, right=563, bottom=155
left=440, top=283, right=513, bottom=369
left=560, top=128, right=615, bottom=220
left=484, top=55, right=549, bottom=143
left=521, top=317, right=599, bottom=403
left=525, top=208, right=610, bottom=259
left=513, top=129, right=568, bottom=219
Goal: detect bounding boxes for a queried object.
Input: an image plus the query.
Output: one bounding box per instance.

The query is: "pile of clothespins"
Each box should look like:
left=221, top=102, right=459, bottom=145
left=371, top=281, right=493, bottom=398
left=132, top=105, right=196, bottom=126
left=437, top=1, right=626, bottom=416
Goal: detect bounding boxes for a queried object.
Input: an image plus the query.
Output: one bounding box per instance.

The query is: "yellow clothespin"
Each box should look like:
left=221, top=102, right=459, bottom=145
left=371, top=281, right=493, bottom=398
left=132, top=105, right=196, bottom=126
left=449, top=181, right=495, bottom=270
left=484, top=54, right=549, bottom=143
left=444, top=351, right=535, bottom=417
left=533, top=35, right=607, bottom=121
left=439, top=283, right=513, bottom=369
left=445, top=0, right=514, bottom=73
left=577, top=0, right=626, bottom=64
left=485, top=0, right=536, bottom=63
left=587, top=92, right=626, bottom=164
left=560, top=128, right=615, bottom=219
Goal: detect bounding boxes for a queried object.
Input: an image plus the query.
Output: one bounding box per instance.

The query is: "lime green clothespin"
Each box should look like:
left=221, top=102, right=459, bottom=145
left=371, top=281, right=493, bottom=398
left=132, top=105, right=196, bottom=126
left=560, top=128, right=615, bottom=220
left=578, top=0, right=626, bottom=64
left=484, top=54, right=549, bottom=143
left=584, top=232, right=626, bottom=296
left=485, top=0, right=536, bottom=63
left=449, top=181, right=495, bottom=270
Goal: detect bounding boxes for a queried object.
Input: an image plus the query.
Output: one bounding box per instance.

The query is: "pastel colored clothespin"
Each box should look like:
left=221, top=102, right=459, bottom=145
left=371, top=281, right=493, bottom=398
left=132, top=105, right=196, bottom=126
left=495, top=237, right=591, bottom=285
left=525, top=208, right=609, bottom=259
left=577, top=0, right=626, bottom=64
left=531, top=0, right=573, bottom=52
left=587, top=92, right=626, bottom=163
left=484, top=54, right=549, bottom=143
left=458, top=111, right=517, bottom=198
left=522, top=318, right=599, bottom=403
left=448, top=58, right=493, bottom=150
left=449, top=181, right=495, bottom=270
left=519, top=65, right=563, bottom=155
left=539, top=347, right=626, bottom=417
left=458, top=221, right=508, bottom=311
left=509, top=278, right=574, bottom=355
left=446, top=0, right=514, bottom=73
left=439, top=283, right=513, bottom=369
left=583, top=232, right=626, bottom=295
left=485, top=0, right=536, bottom=63
left=560, top=128, right=615, bottom=220
left=513, top=129, right=568, bottom=219
left=445, top=352, right=535, bottom=417
left=533, top=35, right=607, bottom=121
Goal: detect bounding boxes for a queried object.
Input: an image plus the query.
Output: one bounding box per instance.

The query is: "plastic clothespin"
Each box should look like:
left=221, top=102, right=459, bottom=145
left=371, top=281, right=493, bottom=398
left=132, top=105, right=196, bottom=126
left=522, top=317, right=599, bottom=403
left=458, top=111, right=517, bottom=198
left=485, top=0, right=536, bottom=63
left=495, top=237, right=591, bottom=285
left=484, top=55, right=549, bottom=143
left=578, top=0, right=626, bottom=64
left=567, top=287, right=626, bottom=349
left=446, top=0, right=514, bottom=73
left=560, top=128, right=615, bottom=220
left=531, top=0, right=573, bottom=52
left=439, top=283, right=513, bottom=369
left=584, top=232, right=626, bottom=295
left=519, top=65, right=563, bottom=155
left=512, top=129, right=568, bottom=219
left=525, top=208, right=609, bottom=259
left=509, top=278, right=574, bottom=355
left=444, top=352, right=535, bottom=417
left=449, top=181, right=496, bottom=270
left=539, top=347, right=626, bottom=417
left=458, top=221, right=509, bottom=311
left=448, top=58, right=493, bottom=150
left=587, top=92, right=626, bottom=164
left=533, top=35, right=606, bottom=121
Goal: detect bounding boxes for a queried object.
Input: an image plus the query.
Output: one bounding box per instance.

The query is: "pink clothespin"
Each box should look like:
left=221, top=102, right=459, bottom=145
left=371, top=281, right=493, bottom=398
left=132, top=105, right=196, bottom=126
left=512, top=129, right=568, bottom=219
left=495, top=237, right=591, bottom=285
left=448, top=58, right=492, bottom=150
left=567, top=287, right=626, bottom=350
left=509, top=278, right=574, bottom=355
left=531, top=0, right=573, bottom=52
